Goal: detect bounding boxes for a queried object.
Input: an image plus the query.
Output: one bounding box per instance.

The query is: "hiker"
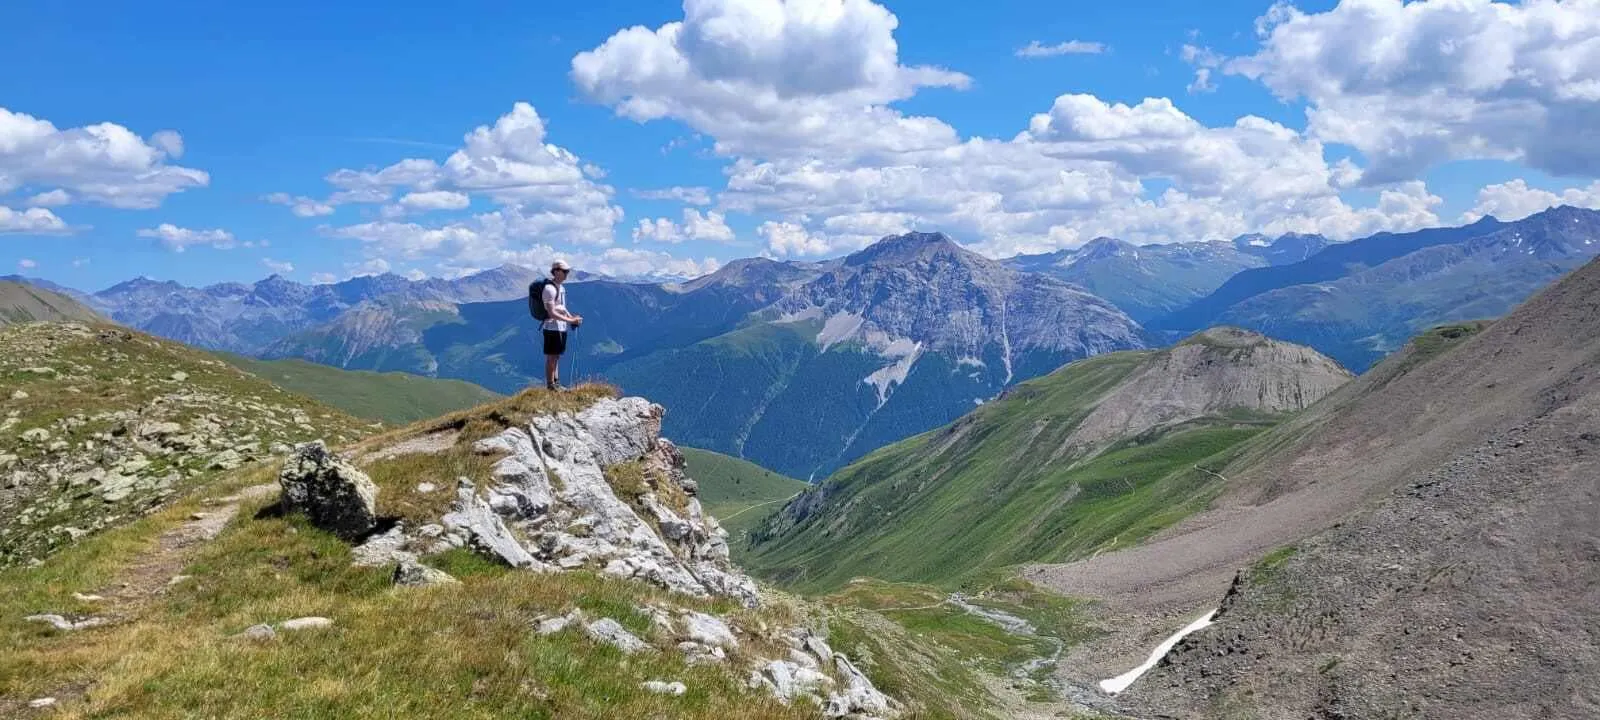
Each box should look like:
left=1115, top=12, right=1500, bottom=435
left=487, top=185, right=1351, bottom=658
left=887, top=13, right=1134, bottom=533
left=529, top=260, right=583, bottom=391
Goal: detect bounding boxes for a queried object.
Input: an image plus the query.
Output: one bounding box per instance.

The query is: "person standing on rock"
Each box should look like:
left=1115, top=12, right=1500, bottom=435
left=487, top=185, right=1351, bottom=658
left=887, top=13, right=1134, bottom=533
left=537, top=260, right=583, bottom=391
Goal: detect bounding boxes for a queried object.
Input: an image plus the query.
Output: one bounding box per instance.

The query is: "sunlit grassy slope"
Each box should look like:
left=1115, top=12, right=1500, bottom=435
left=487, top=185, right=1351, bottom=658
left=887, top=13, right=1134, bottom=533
left=742, top=350, right=1278, bottom=593
left=221, top=354, right=503, bottom=425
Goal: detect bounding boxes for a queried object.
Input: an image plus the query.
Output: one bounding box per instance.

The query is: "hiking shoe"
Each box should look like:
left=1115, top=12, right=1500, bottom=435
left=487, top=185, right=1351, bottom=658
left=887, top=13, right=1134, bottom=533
left=547, top=381, right=566, bottom=392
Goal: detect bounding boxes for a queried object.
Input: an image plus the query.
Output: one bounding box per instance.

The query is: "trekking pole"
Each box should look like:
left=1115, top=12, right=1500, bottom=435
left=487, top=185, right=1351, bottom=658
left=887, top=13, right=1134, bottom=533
left=569, top=325, right=579, bottom=384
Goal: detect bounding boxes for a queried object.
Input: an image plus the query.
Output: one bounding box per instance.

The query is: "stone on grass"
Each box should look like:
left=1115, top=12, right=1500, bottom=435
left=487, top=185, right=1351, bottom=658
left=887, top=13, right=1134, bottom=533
left=585, top=618, right=651, bottom=654
left=279, top=617, right=334, bottom=631
left=680, top=610, right=738, bottom=649
left=535, top=609, right=585, bottom=636
left=393, top=560, right=460, bottom=587
left=24, top=614, right=107, bottom=632
left=278, top=441, right=379, bottom=542
left=641, top=680, right=687, bottom=696
left=28, top=698, right=57, bottom=709
left=238, top=624, right=276, bottom=642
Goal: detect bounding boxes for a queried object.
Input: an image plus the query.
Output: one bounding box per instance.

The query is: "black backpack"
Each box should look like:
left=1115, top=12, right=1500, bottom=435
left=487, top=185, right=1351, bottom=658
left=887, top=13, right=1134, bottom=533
left=528, top=279, right=550, bottom=321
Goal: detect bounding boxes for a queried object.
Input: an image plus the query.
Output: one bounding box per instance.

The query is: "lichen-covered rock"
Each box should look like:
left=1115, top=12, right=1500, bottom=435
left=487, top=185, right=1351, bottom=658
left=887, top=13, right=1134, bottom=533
left=279, top=441, right=378, bottom=542
left=393, top=559, right=459, bottom=587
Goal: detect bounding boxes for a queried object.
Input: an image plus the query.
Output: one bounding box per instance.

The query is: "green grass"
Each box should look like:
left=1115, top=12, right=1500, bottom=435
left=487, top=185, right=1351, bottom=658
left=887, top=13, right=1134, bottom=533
left=222, top=354, right=504, bottom=425
left=681, top=448, right=810, bottom=544
left=0, top=323, right=372, bottom=566
left=743, top=348, right=1278, bottom=592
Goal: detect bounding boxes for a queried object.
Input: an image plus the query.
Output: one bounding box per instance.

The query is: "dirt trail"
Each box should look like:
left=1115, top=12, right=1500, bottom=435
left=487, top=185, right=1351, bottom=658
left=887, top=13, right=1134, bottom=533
left=93, top=484, right=276, bottom=608
left=7, top=484, right=275, bottom=716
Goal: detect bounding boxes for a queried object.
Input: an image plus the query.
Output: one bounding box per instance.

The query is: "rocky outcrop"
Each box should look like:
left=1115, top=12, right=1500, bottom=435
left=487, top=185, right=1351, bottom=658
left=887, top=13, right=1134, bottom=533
left=457, top=397, right=761, bottom=606
left=278, top=441, right=379, bottom=542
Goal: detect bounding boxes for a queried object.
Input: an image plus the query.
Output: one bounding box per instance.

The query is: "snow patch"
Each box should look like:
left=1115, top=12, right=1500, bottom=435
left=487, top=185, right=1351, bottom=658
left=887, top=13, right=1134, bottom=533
left=817, top=312, right=865, bottom=351
left=1249, top=238, right=1271, bottom=247
left=1099, top=609, right=1217, bottom=695
left=956, top=356, right=986, bottom=369
left=862, top=340, right=922, bottom=407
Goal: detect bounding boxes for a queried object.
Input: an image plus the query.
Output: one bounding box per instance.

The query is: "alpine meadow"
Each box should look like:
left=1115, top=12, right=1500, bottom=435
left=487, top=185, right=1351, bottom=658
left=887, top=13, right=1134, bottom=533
left=4, top=1, right=1600, bottom=718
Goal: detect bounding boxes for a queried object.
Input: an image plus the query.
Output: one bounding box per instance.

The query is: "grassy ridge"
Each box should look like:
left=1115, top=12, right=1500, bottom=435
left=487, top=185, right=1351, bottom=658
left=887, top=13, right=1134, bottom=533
left=743, top=349, right=1279, bottom=593
left=680, top=448, right=809, bottom=544
left=222, top=354, right=503, bottom=425
left=0, top=281, right=104, bottom=326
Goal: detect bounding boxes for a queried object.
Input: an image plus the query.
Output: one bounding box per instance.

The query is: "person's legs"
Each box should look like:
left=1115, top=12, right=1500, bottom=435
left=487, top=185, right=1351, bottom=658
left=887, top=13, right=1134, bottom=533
left=541, top=329, right=567, bottom=390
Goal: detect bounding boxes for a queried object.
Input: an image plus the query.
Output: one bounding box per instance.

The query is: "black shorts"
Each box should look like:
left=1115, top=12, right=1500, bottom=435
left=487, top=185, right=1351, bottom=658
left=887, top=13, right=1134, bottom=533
left=542, top=329, right=568, bottom=356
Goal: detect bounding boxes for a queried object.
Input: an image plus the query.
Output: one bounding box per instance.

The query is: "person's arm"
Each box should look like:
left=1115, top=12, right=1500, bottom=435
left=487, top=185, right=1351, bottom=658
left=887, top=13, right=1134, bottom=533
left=544, top=287, right=582, bottom=324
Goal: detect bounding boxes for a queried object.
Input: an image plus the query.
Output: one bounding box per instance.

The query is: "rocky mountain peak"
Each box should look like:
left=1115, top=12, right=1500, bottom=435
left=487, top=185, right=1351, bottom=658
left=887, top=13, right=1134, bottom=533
left=1073, top=236, right=1138, bottom=263
left=843, top=231, right=968, bottom=268
left=99, top=276, right=184, bottom=299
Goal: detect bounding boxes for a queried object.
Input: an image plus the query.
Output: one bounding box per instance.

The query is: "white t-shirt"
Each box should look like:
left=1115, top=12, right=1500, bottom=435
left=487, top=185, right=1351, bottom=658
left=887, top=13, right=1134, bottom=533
left=541, top=281, right=569, bottom=332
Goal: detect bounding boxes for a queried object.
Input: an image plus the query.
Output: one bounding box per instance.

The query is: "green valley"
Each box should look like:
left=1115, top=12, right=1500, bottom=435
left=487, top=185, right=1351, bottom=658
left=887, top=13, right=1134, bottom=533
left=743, top=329, right=1352, bottom=593
left=680, top=447, right=810, bottom=544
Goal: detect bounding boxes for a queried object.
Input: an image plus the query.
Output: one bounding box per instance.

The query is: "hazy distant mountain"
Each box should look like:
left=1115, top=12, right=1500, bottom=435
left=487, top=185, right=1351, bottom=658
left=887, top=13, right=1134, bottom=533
left=1156, top=206, right=1600, bottom=371
left=81, top=266, right=545, bottom=355
left=1005, top=233, right=1329, bottom=323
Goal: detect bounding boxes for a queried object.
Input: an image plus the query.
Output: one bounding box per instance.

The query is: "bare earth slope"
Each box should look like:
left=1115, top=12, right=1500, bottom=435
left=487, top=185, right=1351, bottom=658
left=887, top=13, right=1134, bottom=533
left=1032, top=256, right=1600, bottom=715
left=1064, top=327, right=1352, bottom=452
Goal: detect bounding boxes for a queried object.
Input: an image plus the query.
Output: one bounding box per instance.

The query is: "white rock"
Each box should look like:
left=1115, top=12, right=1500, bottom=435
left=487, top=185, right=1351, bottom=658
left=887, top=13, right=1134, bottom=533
left=28, top=697, right=56, bottom=709
left=680, top=610, right=738, bottom=649
left=10, top=390, right=27, bottom=401
left=238, top=624, right=276, bottom=642
left=416, top=482, right=437, bottom=494
left=574, top=397, right=663, bottom=467
left=826, top=653, right=897, bottom=718
left=441, top=480, right=540, bottom=569
left=535, top=609, right=584, bottom=636
left=72, top=592, right=106, bottom=603
left=585, top=618, right=651, bottom=654
left=24, top=614, right=107, bottom=632
left=279, top=617, right=334, bottom=631
left=170, top=371, right=189, bottom=382
left=20, top=428, right=50, bottom=443
left=641, top=680, right=687, bottom=696
left=351, top=526, right=417, bottom=568
left=763, top=660, right=833, bottom=703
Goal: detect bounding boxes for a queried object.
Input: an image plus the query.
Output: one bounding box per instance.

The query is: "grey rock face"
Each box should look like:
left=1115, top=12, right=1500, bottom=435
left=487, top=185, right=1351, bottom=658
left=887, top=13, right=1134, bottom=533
left=456, top=398, right=760, bottom=607
left=641, top=680, right=687, bottom=696
left=440, top=479, right=540, bottom=569
left=278, top=441, right=379, bottom=542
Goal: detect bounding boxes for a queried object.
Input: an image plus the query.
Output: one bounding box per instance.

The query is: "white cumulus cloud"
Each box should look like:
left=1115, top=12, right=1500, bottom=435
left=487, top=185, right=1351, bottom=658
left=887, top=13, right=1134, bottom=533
left=137, top=224, right=240, bottom=252
left=1227, top=0, right=1600, bottom=183
left=1016, top=40, right=1106, bottom=57
left=759, top=220, right=833, bottom=256
left=0, top=205, right=69, bottom=235
left=261, top=258, right=295, bottom=274
left=265, top=192, right=335, bottom=217
left=398, top=190, right=471, bottom=211
left=1461, top=178, right=1600, bottom=223
left=572, top=0, right=970, bottom=159
left=632, top=208, right=736, bottom=244
left=17, top=258, right=37, bottom=270
left=0, top=106, right=207, bottom=209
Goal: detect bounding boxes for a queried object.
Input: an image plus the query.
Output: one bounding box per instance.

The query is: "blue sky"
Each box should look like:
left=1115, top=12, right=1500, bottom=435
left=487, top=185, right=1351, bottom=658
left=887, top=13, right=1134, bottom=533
left=2, top=0, right=1597, bottom=291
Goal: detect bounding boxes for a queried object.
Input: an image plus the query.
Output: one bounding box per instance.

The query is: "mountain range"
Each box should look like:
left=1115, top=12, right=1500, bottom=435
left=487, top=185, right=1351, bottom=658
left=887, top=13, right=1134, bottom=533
left=12, top=205, right=1600, bottom=481
left=1005, top=233, right=1329, bottom=323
